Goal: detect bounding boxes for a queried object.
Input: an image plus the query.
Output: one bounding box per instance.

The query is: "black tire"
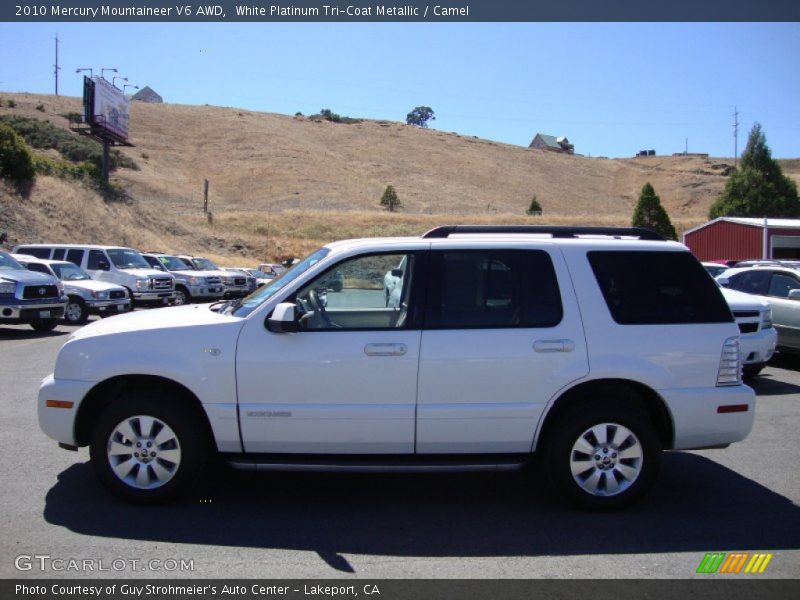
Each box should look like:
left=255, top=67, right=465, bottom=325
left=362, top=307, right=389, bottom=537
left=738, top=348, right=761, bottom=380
left=172, top=286, right=190, bottom=306
left=743, top=363, right=765, bottom=379
left=30, top=319, right=58, bottom=332
left=64, top=297, right=89, bottom=325
left=89, top=390, right=211, bottom=504
left=543, top=400, right=661, bottom=510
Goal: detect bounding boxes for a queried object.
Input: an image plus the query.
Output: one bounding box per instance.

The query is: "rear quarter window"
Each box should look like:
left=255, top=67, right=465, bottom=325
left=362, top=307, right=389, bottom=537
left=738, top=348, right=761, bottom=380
left=588, top=251, right=732, bottom=325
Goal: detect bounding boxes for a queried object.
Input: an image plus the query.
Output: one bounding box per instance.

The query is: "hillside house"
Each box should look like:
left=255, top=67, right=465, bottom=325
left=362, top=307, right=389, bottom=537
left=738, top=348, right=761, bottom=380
left=132, top=86, right=163, bottom=103
left=529, top=133, right=574, bottom=155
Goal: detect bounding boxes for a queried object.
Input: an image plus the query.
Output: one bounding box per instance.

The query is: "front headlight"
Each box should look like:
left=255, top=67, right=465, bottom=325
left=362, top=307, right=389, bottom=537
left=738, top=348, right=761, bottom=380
left=0, top=280, right=16, bottom=295
left=91, top=290, right=109, bottom=300
left=135, top=279, right=149, bottom=290
left=223, top=277, right=234, bottom=285
left=56, top=282, right=64, bottom=296
left=188, top=276, right=200, bottom=285
left=762, top=307, right=773, bottom=330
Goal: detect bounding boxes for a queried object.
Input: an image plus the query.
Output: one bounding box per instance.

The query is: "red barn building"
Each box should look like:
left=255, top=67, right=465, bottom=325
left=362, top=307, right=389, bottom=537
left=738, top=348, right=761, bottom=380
left=683, top=218, right=800, bottom=262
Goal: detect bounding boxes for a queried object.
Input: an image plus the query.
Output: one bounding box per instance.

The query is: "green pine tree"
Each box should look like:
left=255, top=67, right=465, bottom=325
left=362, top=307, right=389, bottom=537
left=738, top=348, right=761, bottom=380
left=526, top=195, right=542, bottom=215
left=379, top=185, right=402, bottom=212
left=709, top=123, right=799, bottom=218
left=632, top=182, right=677, bottom=240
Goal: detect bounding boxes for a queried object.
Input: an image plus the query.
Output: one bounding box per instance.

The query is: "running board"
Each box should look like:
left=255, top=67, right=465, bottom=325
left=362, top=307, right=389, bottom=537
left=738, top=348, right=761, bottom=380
left=224, top=453, right=530, bottom=473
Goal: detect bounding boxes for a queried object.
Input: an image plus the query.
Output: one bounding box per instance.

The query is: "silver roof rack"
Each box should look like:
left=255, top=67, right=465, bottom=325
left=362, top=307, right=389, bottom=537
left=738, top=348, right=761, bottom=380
left=421, top=225, right=665, bottom=241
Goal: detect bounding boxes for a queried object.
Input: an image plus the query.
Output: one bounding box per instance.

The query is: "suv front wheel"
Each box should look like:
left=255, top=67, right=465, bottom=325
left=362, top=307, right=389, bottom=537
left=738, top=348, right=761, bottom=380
left=544, top=400, right=661, bottom=510
left=89, top=391, right=210, bottom=504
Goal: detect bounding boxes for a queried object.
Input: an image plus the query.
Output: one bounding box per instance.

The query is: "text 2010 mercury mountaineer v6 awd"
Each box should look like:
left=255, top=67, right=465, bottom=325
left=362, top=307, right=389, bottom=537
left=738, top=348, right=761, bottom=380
left=38, top=226, right=755, bottom=508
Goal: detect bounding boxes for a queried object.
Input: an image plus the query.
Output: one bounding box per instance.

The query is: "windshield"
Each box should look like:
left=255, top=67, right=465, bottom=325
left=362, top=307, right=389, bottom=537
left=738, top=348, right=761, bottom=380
left=0, top=252, right=24, bottom=271
left=51, top=263, right=91, bottom=281
left=159, top=255, right=192, bottom=271
left=194, top=257, right=219, bottom=270
left=107, top=249, right=150, bottom=269
left=232, top=247, right=330, bottom=317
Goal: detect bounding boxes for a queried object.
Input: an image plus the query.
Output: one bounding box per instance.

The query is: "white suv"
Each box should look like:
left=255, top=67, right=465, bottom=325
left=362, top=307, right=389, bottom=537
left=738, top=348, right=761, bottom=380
left=38, top=226, right=755, bottom=509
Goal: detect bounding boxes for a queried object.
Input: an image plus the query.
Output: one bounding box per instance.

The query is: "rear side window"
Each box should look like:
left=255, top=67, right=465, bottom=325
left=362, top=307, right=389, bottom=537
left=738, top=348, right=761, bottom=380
left=588, top=251, right=732, bottom=325
left=425, top=249, right=563, bottom=329
left=66, top=249, right=84, bottom=266
left=17, top=246, right=51, bottom=259
left=52, top=249, right=66, bottom=260
left=26, top=263, right=52, bottom=276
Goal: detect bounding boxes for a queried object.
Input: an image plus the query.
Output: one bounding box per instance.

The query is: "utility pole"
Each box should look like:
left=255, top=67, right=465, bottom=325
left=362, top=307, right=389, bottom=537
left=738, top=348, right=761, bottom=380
left=733, top=106, right=739, bottom=169
left=54, top=34, right=61, bottom=96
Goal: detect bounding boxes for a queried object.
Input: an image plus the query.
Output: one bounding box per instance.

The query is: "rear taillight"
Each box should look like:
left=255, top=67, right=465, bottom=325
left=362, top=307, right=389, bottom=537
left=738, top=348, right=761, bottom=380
left=717, top=336, right=742, bottom=386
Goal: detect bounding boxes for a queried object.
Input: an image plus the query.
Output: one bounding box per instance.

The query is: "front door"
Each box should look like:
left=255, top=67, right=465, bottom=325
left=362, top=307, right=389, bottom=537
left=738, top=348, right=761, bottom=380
left=236, top=251, right=422, bottom=454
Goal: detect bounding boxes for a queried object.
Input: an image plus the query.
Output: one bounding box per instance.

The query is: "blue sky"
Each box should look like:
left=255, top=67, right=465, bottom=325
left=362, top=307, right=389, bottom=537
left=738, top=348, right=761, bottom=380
left=1, top=22, right=798, bottom=158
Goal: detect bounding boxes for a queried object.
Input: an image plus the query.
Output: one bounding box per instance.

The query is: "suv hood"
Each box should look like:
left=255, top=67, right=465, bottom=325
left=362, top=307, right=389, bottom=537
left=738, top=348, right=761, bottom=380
left=170, top=269, right=222, bottom=279
left=119, top=268, right=174, bottom=279
left=64, top=279, right=125, bottom=293
left=720, top=287, right=769, bottom=310
left=70, top=304, right=241, bottom=340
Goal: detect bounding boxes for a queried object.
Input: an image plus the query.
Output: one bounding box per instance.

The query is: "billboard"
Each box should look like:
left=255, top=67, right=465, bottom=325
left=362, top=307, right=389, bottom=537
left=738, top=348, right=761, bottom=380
left=82, top=75, right=130, bottom=141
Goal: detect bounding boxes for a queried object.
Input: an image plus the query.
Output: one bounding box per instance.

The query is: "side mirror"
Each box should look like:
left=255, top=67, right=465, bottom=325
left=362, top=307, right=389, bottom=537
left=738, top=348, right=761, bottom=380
left=716, top=277, right=730, bottom=288
left=789, top=289, right=800, bottom=301
left=391, top=269, right=404, bottom=278
left=267, top=302, right=299, bottom=333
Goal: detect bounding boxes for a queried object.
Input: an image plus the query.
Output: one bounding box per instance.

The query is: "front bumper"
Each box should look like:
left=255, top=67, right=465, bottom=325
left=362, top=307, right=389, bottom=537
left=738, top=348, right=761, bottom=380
left=38, top=374, right=94, bottom=446
left=739, top=327, right=777, bottom=366
left=223, top=285, right=253, bottom=299
left=85, top=298, right=131, bottom=315
left=0, top=301, right=66, bottom=323
left=188, top=284, right=225, bottom=300
left=663, top=384, right=756, bottom=450
left=131, top=291, right=175, bottom=302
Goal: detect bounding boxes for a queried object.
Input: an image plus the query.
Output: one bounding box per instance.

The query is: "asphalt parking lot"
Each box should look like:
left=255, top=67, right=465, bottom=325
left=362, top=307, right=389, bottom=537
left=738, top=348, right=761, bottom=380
left=1, top=317, right=798, bottom=579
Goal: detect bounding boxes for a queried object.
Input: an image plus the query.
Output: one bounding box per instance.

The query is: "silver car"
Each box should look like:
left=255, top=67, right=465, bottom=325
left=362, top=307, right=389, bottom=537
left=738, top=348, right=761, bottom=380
left=15, top=256, right=130, bottom=324
left=718, top=266, right=800, bottom=353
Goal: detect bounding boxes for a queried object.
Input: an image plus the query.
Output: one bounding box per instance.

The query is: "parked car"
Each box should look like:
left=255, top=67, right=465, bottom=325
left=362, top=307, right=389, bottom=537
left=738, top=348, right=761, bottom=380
left=141, top=253, right=225, bottom=306
left=0, top=250, right=66, bottom=331
left=258, top=263, right=286, bottom=278
left=13, top=244, right=175, bottom=306
left=38, top=225, right=754, bottom=509
left=238, top=268, right=275, bottom=288
left=14, top=255, right=130, bottom=324
left=178, top=255, right=255, bottom=298
left=718, top=286, right=776, bottom=378
left=702, top=262, right=728, bottom=278
left=717, top=266, right=800, bottom=353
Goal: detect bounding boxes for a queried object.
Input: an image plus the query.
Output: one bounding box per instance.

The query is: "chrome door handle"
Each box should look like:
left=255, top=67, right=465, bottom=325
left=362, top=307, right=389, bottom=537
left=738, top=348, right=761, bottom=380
left=364, top=343, right=408, bottom=356
left=534, top=339, right=575, bottom=353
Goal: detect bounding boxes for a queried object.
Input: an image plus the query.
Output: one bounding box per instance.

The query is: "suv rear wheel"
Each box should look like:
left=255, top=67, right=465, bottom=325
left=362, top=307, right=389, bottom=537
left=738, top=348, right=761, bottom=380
left=544, top=400, right=661, bottom=510
left=89, top=391, right=210, bottom=504
left=172, top=286, right=190, bottom=306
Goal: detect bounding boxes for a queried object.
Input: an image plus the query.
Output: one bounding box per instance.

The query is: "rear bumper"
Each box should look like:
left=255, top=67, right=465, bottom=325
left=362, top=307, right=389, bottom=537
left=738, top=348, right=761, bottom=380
left=663, top=384, right=756, bottom=450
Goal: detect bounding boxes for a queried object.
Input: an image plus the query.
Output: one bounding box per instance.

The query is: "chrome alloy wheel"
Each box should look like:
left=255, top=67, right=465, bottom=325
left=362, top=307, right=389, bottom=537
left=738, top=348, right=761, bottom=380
left=569, top=423, right=643, bottom=497
left=65, top=302, right=84, bottom=323
left=106, top=415, right=182, bottom=490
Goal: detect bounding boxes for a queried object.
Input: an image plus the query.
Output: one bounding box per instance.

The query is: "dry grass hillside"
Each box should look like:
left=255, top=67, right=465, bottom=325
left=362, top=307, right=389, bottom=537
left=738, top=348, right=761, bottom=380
left=1, top=91, right=797, bottom=264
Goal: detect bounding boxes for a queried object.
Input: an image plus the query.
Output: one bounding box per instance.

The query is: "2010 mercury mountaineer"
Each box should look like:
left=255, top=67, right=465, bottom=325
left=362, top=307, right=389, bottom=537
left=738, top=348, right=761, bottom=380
left=38, top=226, right=755, bottom=508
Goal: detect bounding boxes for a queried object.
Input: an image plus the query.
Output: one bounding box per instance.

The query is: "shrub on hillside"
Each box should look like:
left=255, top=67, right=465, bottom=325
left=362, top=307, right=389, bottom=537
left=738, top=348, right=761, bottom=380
left=0, top=115, right=138, bottom=171
left=0, top=123, right=36, bottom=182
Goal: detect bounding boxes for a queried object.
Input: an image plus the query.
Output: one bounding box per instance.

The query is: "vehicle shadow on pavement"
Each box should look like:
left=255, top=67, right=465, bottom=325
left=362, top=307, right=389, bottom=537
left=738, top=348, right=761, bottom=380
left=0, top=327, right=71, bottom=339
left=43, top=452, right=800, bottom=572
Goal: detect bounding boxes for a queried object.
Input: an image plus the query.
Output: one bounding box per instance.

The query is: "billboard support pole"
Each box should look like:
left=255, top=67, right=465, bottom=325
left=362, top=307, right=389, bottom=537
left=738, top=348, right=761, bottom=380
left=101, top=140, right=110, bottom=189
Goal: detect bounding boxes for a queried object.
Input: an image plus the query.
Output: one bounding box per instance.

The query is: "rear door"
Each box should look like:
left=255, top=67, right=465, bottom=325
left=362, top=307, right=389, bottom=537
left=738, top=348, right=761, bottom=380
left=765, top=271, right=800, bottom=350
left=416, top=244, right=589, bottom=453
